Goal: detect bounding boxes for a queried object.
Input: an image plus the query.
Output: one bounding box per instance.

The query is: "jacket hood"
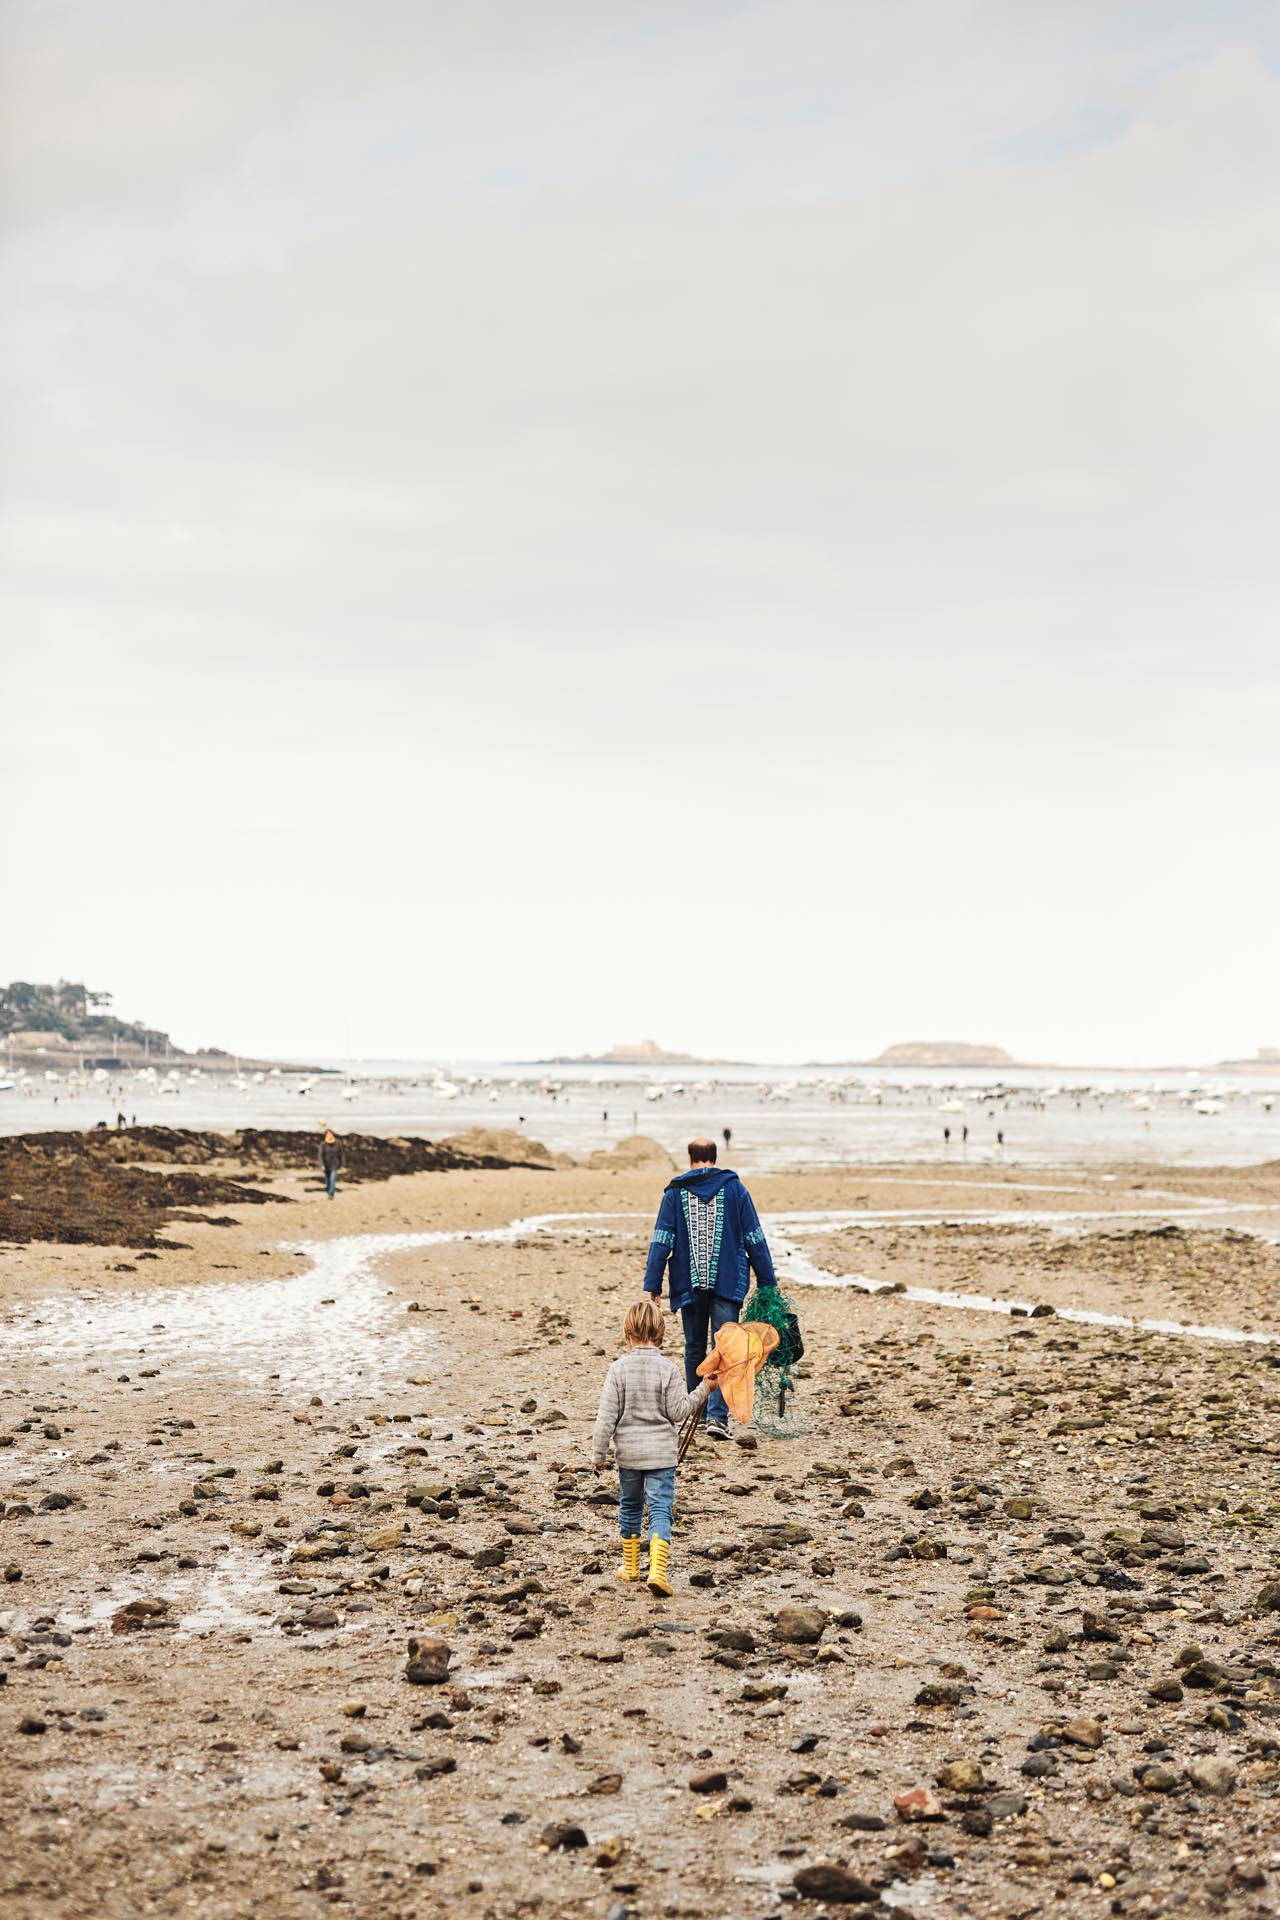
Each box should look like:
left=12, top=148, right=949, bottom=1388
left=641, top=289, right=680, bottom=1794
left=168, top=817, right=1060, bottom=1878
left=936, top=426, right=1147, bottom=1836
left=666, top=1167, right=736, bottom=1196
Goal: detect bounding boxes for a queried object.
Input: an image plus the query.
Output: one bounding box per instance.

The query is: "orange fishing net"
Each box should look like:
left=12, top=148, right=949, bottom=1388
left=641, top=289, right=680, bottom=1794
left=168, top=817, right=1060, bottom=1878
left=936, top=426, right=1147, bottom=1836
left=695, top=1319, right=780, bottom=1423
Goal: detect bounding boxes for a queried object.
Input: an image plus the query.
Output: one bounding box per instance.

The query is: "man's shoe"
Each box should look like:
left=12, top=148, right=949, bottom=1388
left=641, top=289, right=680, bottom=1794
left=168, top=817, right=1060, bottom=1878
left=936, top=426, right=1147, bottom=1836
left=647, top=1537, right=673, bottom=1597
left=618, top=1535, right=641, bottom=1582
left=704, top=1419, right=730, bottom=1442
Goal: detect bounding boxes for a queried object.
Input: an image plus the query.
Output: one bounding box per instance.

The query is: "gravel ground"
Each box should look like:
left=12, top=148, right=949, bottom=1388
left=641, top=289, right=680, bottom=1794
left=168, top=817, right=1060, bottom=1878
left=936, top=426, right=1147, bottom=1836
left=1, top=1155, right=1278, bottom=1920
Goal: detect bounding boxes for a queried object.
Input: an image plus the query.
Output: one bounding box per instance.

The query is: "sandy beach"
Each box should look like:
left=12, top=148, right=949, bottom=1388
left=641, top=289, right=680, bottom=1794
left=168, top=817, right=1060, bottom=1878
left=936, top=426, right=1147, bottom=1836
left=2, top=1145, right=1279, bottom=1920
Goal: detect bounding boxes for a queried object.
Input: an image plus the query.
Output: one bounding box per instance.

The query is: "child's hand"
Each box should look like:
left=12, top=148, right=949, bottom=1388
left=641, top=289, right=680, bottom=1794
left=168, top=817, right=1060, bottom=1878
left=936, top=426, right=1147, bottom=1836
left=592, top=1459, right=604, bottom=1475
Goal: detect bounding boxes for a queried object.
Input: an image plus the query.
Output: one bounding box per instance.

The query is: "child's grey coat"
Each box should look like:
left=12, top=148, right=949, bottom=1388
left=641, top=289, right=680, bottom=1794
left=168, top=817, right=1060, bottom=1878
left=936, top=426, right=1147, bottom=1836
left=591, top=1345, right=711, bottom=1470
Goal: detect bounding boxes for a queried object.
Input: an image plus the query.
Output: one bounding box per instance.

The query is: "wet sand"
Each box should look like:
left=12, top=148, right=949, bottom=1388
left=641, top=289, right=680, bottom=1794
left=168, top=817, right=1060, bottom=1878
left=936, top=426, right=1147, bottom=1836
left=2, top=1157, right=1279, bottom=1919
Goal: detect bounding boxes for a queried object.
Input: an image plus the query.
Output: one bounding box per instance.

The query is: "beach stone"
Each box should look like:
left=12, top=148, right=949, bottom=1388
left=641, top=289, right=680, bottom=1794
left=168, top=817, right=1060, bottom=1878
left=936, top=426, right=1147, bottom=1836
left=541, top=1822, right=587, bottom=1851
left=17, top=1716, right=47, bottom=1735
left=1136, top=1763, right=1178, bottom=1793
left=1021, top=1753, right=1057, bottom=1778
left=894, top=1785, right=944, bottom=1821
left=775, top=1605, right=827, bottom=1644
left=404, top=1637, right=452, bottom=1684
left=837, top=1811, right=887, bottom=1832
left=414, top=1755, right=456, bottom=1780
left=1186, top=1756, right=1237, bottom=1797
left=1142, top=1524, right=1185, bottom=1550
left=1082, top=1610, right=1121, bottom=1642
left=688, top=1769, right=728, bottom=1793
left=1060, top=1717, right=1105, bottom=1750
left=1148, top=1678, right=1184, bottom=1703
left=1254, top=1579, right=1280, bottom=1614
left=362, top=1527, right=404, bottom=1551
left=936, top=1760, right=987, bottom=1793
left=588, top=1773, right=623, bottom=1796
left=762, top=1522, right=813, bottom=1546
left=110, top=1598, right=170, bottom=1634
left=792, top=1865, right=878, bottom=1904
left=1181, top=1660, right=1229, bottom=1690
left=915, top=1682, right=963, bottom=1707
left=989, top=1792, right=1027, bottom=1819
left=708, top=1627, right=755, bottom=1652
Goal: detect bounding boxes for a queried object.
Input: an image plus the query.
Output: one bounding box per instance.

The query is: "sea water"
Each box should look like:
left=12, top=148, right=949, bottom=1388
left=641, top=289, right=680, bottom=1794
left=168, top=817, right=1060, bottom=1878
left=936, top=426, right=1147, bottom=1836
left=2, top=1059, right=1277, bottom=1170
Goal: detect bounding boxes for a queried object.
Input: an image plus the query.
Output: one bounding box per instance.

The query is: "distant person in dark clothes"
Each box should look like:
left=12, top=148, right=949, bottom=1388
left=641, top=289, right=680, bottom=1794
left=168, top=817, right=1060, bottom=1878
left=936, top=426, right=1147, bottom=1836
left=962, top=1124, right=968, bottom=1143
left=943, top=1126, right=950, bottom=1143
left=642, top=1138, right=777, bottom=1442
left=722, top=1126, right=732, bottom=1151
left=996, top=1129, right=1004, bottom=1147
left=320, top=1129, right=342, bottom=1198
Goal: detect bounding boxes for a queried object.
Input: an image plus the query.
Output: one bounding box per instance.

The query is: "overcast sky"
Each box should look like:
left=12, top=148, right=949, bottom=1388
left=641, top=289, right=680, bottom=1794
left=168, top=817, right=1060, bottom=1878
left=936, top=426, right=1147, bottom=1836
left=2, top=1, right=1277, bottom=1066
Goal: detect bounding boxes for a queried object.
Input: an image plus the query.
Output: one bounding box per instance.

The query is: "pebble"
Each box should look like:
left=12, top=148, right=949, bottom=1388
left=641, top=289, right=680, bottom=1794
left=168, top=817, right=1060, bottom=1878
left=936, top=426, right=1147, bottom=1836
left=774, top=1605, right=828, bottom=1644
left=404, top=1636, right=452, bottom=1685
left=1186, top=1755, right=1237, bottom=1796
left=792, top=1864, right=878, bottom=1904
left=541, top=1822, right=587, bottom=1851
left=936, top=1759, right=986, bottom=1792
left=893, top=1786, right=944, bottom=1821
left=1060, top=1717, right=1105, bottom=1750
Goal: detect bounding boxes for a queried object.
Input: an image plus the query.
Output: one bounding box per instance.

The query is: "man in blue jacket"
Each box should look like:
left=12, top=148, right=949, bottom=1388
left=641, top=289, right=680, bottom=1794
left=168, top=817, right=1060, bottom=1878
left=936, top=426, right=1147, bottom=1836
left=643, top=1138, right=778, bottom=1440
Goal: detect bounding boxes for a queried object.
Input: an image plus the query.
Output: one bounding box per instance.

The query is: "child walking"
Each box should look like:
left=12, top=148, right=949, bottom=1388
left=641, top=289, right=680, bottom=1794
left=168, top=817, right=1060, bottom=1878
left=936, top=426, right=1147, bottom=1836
left=591, top=1297, right=714, bottom=1596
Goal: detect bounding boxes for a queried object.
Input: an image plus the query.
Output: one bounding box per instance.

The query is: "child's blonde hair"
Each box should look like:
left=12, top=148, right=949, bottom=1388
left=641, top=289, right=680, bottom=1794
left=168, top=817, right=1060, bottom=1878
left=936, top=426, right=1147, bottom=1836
left=624, top=1298, right=666, bottom=1347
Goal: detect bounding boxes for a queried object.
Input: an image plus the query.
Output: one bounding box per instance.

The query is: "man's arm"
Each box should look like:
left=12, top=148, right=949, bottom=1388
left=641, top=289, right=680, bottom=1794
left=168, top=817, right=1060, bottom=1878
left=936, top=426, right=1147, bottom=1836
left=741, top=1185, right=777, bottom=1287
left=642, top=1188, right=678, bottom=1296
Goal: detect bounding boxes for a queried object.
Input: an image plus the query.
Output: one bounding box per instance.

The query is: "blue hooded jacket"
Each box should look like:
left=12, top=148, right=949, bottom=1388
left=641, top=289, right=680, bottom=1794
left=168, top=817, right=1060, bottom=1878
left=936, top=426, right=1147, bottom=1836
left=642, top=1166, right=777, bottom=1312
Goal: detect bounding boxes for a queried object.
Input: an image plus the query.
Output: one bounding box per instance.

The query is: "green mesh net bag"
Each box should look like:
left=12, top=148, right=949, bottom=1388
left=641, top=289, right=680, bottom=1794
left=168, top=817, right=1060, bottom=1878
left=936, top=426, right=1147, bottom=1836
left=744, top=1285, right=805, bottom=1436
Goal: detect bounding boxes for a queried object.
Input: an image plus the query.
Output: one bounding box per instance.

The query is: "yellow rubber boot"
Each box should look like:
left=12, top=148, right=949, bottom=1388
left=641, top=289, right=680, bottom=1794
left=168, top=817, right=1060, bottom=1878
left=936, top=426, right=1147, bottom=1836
left=647, top=1537, right=672, bottom=1597
left=618, top=1535, right=641, bottom=1582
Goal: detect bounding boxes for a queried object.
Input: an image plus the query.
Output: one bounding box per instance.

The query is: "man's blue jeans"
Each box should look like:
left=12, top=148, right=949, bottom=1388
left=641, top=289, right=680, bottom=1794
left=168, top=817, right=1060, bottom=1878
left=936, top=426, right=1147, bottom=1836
left=618, top=1465, right=676, bottom=1541
left=325, top=1167, right=338, bottom=1197
left=681, top=1292, right=739, bottom=1424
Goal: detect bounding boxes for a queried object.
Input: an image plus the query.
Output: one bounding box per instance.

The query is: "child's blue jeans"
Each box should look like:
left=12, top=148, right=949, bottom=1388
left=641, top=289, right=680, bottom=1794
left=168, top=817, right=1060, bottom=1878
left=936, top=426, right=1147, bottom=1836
left=618, top=1465, right=676, bottom=1541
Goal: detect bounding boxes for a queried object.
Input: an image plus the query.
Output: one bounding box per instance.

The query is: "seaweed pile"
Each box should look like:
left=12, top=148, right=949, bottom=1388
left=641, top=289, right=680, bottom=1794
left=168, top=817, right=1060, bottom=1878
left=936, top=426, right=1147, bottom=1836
left=0, top=1127, right=542, bottom=1249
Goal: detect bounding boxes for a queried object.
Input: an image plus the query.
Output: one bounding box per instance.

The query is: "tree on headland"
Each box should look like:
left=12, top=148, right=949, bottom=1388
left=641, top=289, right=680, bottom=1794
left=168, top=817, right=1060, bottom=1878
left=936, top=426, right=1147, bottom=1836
left=0, top=980, right=172, bottom=1052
